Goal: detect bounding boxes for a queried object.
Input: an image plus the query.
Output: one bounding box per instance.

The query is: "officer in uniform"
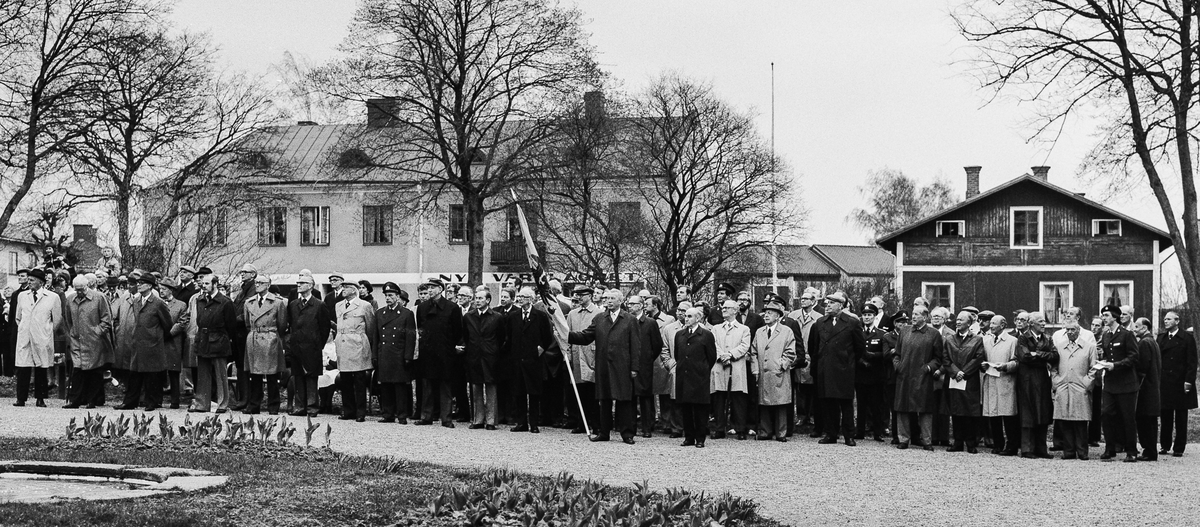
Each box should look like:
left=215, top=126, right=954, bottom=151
left=855, top=303, right=892, bottom=441
left=373, top=282, right=417, bottom=423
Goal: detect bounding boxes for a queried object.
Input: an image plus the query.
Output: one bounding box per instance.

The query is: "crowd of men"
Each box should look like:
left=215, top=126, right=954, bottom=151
left=1, top=263, right=1196, bottom=462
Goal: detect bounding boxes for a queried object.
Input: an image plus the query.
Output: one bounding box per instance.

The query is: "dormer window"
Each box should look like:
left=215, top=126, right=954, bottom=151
left=238, top=152, right=271, bottom=169
left=936, top=220, right=964, bottom=238
left=338, top=148, right=373, bottom=168
left=1092, top=219, right=1122, bottom=236
left=1010, top=206, right=1043, bottom=249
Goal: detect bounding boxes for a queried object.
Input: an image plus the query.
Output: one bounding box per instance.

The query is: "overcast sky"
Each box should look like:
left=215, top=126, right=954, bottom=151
left=169, top=0, right=1164, bottom=246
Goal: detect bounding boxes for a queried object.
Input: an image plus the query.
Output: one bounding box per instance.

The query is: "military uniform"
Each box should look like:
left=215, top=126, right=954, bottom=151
left=373, top=284, right=417, bottom=423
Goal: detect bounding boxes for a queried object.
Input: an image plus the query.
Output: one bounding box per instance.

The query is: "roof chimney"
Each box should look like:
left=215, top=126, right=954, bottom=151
left=584, top=91, right=604, bottom=123
left=366, top=98, right=398, bottom=128
left=1031, top=166, right=1050, bottom=182
left=964, top=166, right=981, bottom=199
left=297, top=120, right=318, bottom=126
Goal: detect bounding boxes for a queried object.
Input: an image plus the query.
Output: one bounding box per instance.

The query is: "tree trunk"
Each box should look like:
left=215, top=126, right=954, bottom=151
left=464, top=193, right=486, bottom=286
left=116, top=196, right=133, bottom=273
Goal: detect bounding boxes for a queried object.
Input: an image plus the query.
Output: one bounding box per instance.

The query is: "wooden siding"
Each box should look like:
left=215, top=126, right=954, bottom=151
left=902, top=270, right=1153, bottom=324
left=898, top=180, right=1160, bottom=266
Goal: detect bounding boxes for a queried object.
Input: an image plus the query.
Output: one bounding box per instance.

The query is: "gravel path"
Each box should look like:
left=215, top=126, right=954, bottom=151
left=1, top=398, right=1196, bottom=526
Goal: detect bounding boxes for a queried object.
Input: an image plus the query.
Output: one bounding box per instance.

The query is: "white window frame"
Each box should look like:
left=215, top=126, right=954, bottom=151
left=7, top=251, right=17, bottom=275
left=1010, top=206, right=1044, bottom=249
left=1091, top=218, right=1122, bottom=236
left=921, top=281, right=955, bottom=313
left=935, top=220, right=965, bottom=238
left=1039, top=281, right=1074, bottom=327
left=300, top=206, right=330, bottom=246
left=1098, top=280, right=1134, bottom=313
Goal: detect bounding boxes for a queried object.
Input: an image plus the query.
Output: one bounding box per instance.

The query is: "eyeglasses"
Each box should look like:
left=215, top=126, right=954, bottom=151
left=254, top=280, right=269, bottom=284
left=516, top=294, right=534, bottom=299
left=627, top=301, right=642, bottom=305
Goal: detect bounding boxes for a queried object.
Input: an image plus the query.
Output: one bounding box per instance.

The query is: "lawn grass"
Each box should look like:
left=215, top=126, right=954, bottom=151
left=0, top=437, right=785, bottom=526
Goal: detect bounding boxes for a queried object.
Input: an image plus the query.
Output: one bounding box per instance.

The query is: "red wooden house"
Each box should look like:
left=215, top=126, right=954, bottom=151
left=876, top=166, right=1172, bottom=327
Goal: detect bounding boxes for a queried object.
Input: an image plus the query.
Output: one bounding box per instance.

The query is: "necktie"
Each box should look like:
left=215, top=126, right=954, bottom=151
left=767, top=327, right=773, bottom=340
left=258, top=296, right=263, bottom=307
left=724, top=323, right=731, bottom=332
left=523, top=309, right=529, bottom=321
left=345, top=301, right=350, bottom=311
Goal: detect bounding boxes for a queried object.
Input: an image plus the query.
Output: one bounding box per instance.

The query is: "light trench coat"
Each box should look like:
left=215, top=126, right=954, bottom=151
left=334, top=297, right=376, bottom=373
left=659, top=320, right=684, bottom=398
left=65, top=290, right=114, bottom=370
left=750, top=324, right=796, bottom=406
left=980, top=331, right=1019, bottom=417
left=1052, top=329, right=1098, bottom=421
left=567, top=304, right=602, bottom=383
left=243, top=293, right=288, bottom=375
left=15, top=289, right=62, bottom=368
left=787, top=309, right=818, bottom=384
left=710, top=320, right=751, bottom=393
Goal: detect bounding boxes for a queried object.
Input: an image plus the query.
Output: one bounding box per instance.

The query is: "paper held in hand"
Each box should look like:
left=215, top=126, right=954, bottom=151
left=949, top=377, right=968, bottom=390
left=1092, top=360, right=1113, bottom=371
left=982, top=362, right=1002, bottom=377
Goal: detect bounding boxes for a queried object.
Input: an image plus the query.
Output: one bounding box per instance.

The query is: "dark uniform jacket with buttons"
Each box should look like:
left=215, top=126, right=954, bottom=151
left=373, top=304, right=416, bottom=383
left=856, top=325, right=892, bottom=386
left=1100, top=326, right=1140, bottom=394
left=1157, top=329, right=1198, bottom=410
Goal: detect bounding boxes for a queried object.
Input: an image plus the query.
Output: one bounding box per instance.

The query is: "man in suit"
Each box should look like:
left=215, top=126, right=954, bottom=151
left=750, top=300, right=797, bottom=441
left=1132, top=317, right=1162, bottom=461
left=1016, top=311, right=1058, bottom=459
left=980, top=315, right=1020, bottom=455
left=569, top=288, right=642, bottom=444
left=323, top=273, right=346, bottom=324
left=855, top=303, right=892, bottom=441
left=708, top=283, right=736, bottom=326
left=242, top=275, right=288, bottom=415
left=415, top=278, right=462, bottom=427
left=1098, top=304, right=1141, bottom=462
left=788, top=287, right=821, bottom=435
left=175, top=265, right=199, bottom=304
left=463, top=289, right=505, bottom=430
left=892, top=305, right=946, bottom=450
left=373, top=282, right=417, bottom=424
left=627, top=294, right=664, bottom=438
left=673, top=306, right=717, bottom=447
left=503, top=286, right=554, bottom=433
left=334, top=280, right=376, bottom=422
left=64, top=275, right=113, bottom=409
left=1157, top=311, right=1197, bottom=457
left=286, top=274, right=331, bottom=417
left=808, top=291, right=866, bottom=446
left=111, top=274, right=173, bottom=411
left=710, top=299, right=752, bottom=440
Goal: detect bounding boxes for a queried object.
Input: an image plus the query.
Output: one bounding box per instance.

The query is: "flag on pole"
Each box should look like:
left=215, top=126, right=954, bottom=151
left=510, top=189, right=590, bottom=436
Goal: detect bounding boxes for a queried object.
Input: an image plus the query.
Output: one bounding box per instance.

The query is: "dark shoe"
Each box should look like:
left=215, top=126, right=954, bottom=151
left=114, top=404, right=136, bottom=410
left=215, top=408, right=228, bottom=414
left=1077, top=455, right=1089, bottom=461
left=170, top=403, right=181, bottom=410
left=1158, top=449, right=1170, bottom=455
left=35, top=399, right=47, bottom=408
left=736, top=433, right=747, bottom=440
left=896, top=442, right=910, bottom=450
left=441, top=422, right=455, bottom=429
left=923, top=445, right=934, bottom=451
left=1100, top=451, right=1116, bottom=460
left=188, top=408, right=204, bottom=413
left=872, top=435, right=884, bottom=442
left=669, top=432, right=683, bottom=439
left=309, top=412, right=321, bottom=418
left=681, top=439, right=696, bottom=447
left=85, top=404, right=98, bottom=409
left=853, top=433, right=865, bottom=440
left=710, top=432, right=726, bottom=440
left=1035, top=453, right=1054, bottom=459
left=589, top=434, right=610, bottom=442
left=530, top=426, right=540, bottom=434
left=338, top=415, right=356, bottom=420
left=511, top=424, right=529, bottom=432
left=143, top=405, right=159, bottom=412
left=808, top=431, right=822, bottom=438
left=1172, top=452, right=1184, bottom=458
left=12, top=401, right=24, bottom=407
left=817, top=437, right=837, bottom=444
left=356, top=417, right=365, bottom=423
left=891, top=438, right=900, bottom=445
left=999, top=450, right=1018, bottom=457
left=468, top=423, right=484, bottom=429
left=1088, top=441, right=1101, bottom=447
left=695, top=441, right=705, bottom=448
left=967, top=446, right=979, bottom=454
left=948, top=444, right=964, bottom=452
left=1020, top=453, right=1037, bottom=459
left=757, top=434, right=774, bottom=441
left=640, top=432, right=651, bottom=438
left=290, top=411, right=307, bottom=417
left=570, top=427, right=586, bottom=434
left=243, top=410, right=260, bottom=415
left=1137, top=454, right=1157, bottom=462
left=990, top=448, right=1002, bottom=455
left=485, top=425, right=496, bottom=430
left=844, top=438, right=856, bottom=447
left=1061, top=453, right=1077, bottom=460
left=1049, top=445, right=1062, bottom=452
left=229, top=404, right=246, bottom=411
left=63, top=403, right=81, bottom=409
left=415, top=419, right=433, bottom=426
left=268, top=411, right=278, bottom=416
left=1123, top=454, right=1137, bottom=463
left=777, top=437, right=788, bottom=443
left=622, top=436, right=635, bottom=445
left=381, top=417, right=397, bottom=424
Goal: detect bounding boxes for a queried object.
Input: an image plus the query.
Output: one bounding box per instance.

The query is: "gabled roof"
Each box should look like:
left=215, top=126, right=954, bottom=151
left=875, top=174, right=1174, bottom=252
left=742, top=245, right=840, bottom=277
left=811, top=244, right=895, bottom=276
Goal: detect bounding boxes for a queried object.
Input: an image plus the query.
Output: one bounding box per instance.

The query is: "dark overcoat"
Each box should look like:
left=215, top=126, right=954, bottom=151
left=673, top=326, right=717, bottom=404
left=193, top=293, right=238, bottom=360
left=416, top=296, right=463, bottom=381
left=373, top=304, right=417, bottom=383
left=1157, top=329, right=1198, bottom=410
left=112, top=293, right=173, bottom=372
left=1135, top=335, right=1162, bottom=417
left=941, top=332, right=984, bottom=416
left=856, top=325, right=891, bottom=386
left=502, top=307, right=553, bottom=395
left=807, top=311, right=866, bottom=400
left=462, top=307, right=504, bottom=384
left=286, top=294, right=332, bottom=376
left=1015, top=331, right=1059, bottom=426
left=569, top=310, right=641, bottom=401
left=892, top=324, right=946, bottom=413
left=633, top=314, right=664, bottom=396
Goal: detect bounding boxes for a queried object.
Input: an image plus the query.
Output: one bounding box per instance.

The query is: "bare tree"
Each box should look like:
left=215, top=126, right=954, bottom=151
left=312, top=0, right=602, bottom=284
left=955, top=1, right=1200, bottom=322
left=532, top=91, right=651, bottom=288
left=0, top=0, right=154, bottom=240
left=272, top=51, right=359, bottom=125
left=624, top=73, right=805, bottom=296
left=67, top=25, right=285, bottom=270
left=848, top=168, right=959, bottom=242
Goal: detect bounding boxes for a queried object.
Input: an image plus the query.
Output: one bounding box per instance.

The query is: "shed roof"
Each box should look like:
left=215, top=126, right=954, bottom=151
left=811, top=244, right=895, bottom=276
